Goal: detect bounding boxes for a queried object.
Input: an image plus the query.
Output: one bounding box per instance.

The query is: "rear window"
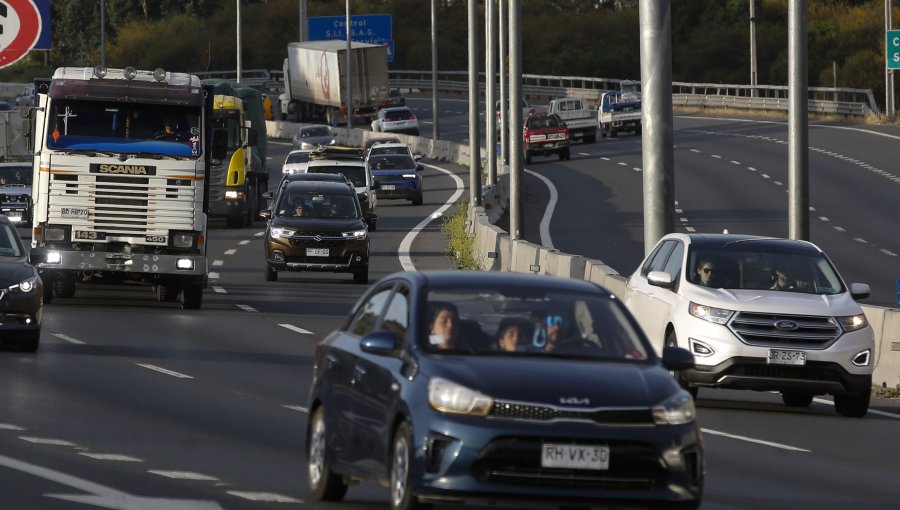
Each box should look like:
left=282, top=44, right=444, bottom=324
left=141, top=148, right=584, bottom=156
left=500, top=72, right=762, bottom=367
left=384, top=109, right=413, bottom=121
left=369, top=155, right=416, bottom=170
left=311, top=165, right=367, bottom=187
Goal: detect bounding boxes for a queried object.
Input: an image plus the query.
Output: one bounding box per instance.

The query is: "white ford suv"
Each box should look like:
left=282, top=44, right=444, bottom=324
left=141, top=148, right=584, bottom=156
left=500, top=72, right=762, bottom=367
left=623, top=233, right=874, bottom=417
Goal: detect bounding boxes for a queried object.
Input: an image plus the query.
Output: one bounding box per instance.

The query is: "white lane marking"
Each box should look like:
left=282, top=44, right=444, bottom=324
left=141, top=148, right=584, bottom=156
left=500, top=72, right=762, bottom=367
left=0, top=454, right=225, bottom=510
left=812, top=398, right=900, bottom=419
left=19, top=437, right=78, bottom=447
left=600, top=156, right=611, bottom=161
left=254, top=231, right=265, bottom=237
left=675, top=208, right=683, bottom=214
left=79, top=453, right=143, bottom=462
left=148, top=471, right=220, bottom=481
left=524, top=169, right=557, bottom=249
left=819, top=216, right=830, bottom=222
left=680, top=217, right=689, bottom=223
left=834, top=226, right=846, bottom=232
left=712, top=154, right=722, bottom=159
left=208, top=272, right=220, bottom=279
left=213, top=286, right=227, bottom=294
left=227, top=492, right=304, bottom=503
left=224, top=249, right=237, bottom=255
left=237, top=304, right=257, bottom=312
left=730, top=160, right=741, bottom=165
left=880, top=249, right=897, bottom=257
left=773, top=181, right=783, bottom=186
left=398, top=163, right=464, bottom=271
left=0, top=423, right=26, bottom=431
left=212, top=260, right=224, bottom=267
left=633, top=167, right=642, bottom=172
left=239, top=240, right=250, bottom=245
left=690, top=149, right=701, bottom=153
left=701, top=428, right=811, bottom=452
left=578, top=152, right=590, bottom=156
left=618, top=161, right=628, bottom=166
left=135, top=364, right=193, bottom=379
left=854, top=238, right=868, bottom=244
left=748, top=167, right=757, bottom=172
left=53, top=333, right=85, bottom=345
left=809, top=206, right=817, bottom=211
left=279, top=324, right=313, bottom=335
left=284, top=405, right=309, bottom=413
left=761, top=174, right=770, bottom=179
left=685, top=226, right=696, bottom=232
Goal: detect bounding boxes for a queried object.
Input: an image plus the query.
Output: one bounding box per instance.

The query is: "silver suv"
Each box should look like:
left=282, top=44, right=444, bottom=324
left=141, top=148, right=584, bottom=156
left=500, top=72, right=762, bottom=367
left=624, top=233, right=874, bottom=417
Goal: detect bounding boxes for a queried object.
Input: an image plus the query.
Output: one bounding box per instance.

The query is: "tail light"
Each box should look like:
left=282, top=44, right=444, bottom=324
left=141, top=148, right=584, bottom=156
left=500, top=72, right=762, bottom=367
left=563, top=128, right=571, bottom=139
left=523, top=131, right=531, bottom=142
left=409, top=113, right=417, bottom=120
left=527, top=107, right=536, bottom=116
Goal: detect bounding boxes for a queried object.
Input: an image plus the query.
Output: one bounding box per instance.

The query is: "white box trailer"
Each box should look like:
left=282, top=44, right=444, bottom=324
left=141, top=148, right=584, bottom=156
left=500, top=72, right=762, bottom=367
left=280, top=40, right=390, bottom=125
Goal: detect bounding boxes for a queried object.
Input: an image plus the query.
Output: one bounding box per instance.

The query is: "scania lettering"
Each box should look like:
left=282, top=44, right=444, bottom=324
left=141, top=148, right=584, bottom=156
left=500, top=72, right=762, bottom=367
left=25, top=66, right=225, bottom=309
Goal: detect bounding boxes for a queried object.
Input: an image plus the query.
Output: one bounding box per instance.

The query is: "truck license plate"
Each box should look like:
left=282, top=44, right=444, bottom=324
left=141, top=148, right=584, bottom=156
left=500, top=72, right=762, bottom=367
left=61, top=207, right=89, bottom=219
left=306, top=248, right=329, bottom=257
left=541, top=444, right=609, bottom=470
left=768, top=349, right=807, bottom=366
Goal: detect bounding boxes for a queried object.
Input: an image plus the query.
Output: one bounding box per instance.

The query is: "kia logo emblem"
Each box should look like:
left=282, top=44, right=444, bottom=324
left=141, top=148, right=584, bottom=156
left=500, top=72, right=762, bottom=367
left=774, top=320, right=800, bottom=331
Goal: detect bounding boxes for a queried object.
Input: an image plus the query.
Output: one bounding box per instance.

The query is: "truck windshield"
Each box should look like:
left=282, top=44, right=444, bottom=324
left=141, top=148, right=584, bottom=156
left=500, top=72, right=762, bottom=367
left=46, top=100, right=202, bottom=158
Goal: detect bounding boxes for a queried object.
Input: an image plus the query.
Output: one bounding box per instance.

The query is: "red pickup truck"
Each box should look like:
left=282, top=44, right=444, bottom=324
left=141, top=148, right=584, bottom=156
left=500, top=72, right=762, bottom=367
left=523, top=113, right=571, bottom=164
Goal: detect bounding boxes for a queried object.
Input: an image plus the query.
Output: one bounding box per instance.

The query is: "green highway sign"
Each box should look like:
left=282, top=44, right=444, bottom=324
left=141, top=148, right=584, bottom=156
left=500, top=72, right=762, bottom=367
left=887, top=30, right=900, bottom=69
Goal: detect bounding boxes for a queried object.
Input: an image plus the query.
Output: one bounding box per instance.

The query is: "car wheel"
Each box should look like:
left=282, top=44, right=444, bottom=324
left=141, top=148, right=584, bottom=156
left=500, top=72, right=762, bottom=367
left=244, top=181, right=258, bottom=227
left=390, top=421, right=430, bottom=510
left=180, top=283, right=203, bottom=310
left=562, top=148, right=571, bottom=160
left=610, top=128, right=619, bottom=138
left=601, top=124, right=609, bottom=138
left=353, top=265, right=369, bottom=285
left=781, top=392, right=814, bottom=408
left=18, top=331, right=40, bottom=353
left=666, top=331, right=698, bottom=398
left=307, top=407, right=348, bottom=501
left=265, top=262, right=278, bottom=282
left=834, top=384, right=871, bottom=418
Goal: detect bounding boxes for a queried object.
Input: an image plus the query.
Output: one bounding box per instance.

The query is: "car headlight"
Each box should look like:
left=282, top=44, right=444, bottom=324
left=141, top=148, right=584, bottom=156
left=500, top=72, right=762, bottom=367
left=270, top=226, right=295, bottom=239
left=342, top=229, right=367, bottom=240
left=9, top=276, right=38, bottom=294
left=837, top=314, right=868, bottom=332
left=428, top=377, right=494, bottom=417
left=652, top=392, right=696, bottom=425
left=689, top=302, right=734, bottom=325
left=402, top=173, right=417, bottom=179
left=282, top=168, right=296, bottom=175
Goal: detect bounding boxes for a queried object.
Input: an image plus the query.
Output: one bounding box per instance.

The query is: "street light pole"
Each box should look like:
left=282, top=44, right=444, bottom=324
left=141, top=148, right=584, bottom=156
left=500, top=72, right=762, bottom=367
left=346, top=0, right=353, bottom=129
left=236, top=0, right=242, bottom=84
left=431, top=0, right=440, bottom=140
left=750, top=0, right=757, bottom=96
left=299, top=0, right=308, bottom=41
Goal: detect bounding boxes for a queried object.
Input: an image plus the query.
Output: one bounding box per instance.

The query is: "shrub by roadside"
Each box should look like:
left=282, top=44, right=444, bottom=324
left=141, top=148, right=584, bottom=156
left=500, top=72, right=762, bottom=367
left=441, top=202, right=481, bottom=270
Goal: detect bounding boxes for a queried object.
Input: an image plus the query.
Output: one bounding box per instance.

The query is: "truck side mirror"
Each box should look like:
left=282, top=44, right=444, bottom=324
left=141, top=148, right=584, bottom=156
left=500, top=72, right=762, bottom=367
left=211, top=128, right=228, bottom=160
left=245, top=127, right=258, bottom=147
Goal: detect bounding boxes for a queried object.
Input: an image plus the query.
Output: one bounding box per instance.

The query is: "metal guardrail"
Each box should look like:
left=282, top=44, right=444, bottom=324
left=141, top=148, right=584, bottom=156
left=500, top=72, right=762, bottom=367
left=193, top=68, right=878, bottom=117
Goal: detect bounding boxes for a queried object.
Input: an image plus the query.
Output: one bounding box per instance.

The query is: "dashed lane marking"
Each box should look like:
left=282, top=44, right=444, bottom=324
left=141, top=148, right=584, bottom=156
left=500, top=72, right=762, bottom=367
left=148, top=471, right=220, bottom=481
left=227, top=492, right=303, bottom=503
left=224, top=249, right=236, bottom=255
left=212, top=286, right=226, bottom=294
left=283, top=405, right=308, bottom=413
left=19, top=437, right=78, bottom=447
left=238, top=240, right=250, bottom=245
left=79, top=453, right=143, bottom=462
left=135, top=364, right=193, bottom=379
left=53, top=333, right=85, bottom=345
left=279, top=324, right=313, bottom=335
left=0, top=424, right=26, bottom=431
left=212, top=260, right=224, bottom=267
left=236, top=304, right=257, bottom=312
left=701, top=428, right=811, bottom=452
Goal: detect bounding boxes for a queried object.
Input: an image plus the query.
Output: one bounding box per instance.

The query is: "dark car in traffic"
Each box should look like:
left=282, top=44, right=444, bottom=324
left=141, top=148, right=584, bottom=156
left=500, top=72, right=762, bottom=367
left=368, top=153, right=423, bottom=205
left=0, top=216, right=50, bottom=352
left=0, top=162, right=34, bottom=230
left=260, top=181, right=370, bottom=284
left=306, top=271, right=703, bottom=510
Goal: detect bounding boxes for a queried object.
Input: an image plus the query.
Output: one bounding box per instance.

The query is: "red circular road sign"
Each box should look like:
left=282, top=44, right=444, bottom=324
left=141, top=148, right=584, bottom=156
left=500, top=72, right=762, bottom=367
left=0, top=0, right=42, bottom=68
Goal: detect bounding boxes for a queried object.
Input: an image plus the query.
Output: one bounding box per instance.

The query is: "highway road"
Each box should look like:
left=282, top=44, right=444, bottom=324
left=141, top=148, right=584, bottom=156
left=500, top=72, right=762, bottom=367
left=2, top=112, right=900, bottom=509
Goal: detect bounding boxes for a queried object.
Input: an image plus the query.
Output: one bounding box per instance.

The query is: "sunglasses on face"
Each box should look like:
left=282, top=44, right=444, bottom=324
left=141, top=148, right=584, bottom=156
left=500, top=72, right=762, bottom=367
left=701, top=267, right=714, bottom=274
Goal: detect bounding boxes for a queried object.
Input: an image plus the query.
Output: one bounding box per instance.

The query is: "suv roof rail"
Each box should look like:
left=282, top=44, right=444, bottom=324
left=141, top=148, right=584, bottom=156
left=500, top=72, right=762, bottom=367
left=310, top=145, right=364, bottom=160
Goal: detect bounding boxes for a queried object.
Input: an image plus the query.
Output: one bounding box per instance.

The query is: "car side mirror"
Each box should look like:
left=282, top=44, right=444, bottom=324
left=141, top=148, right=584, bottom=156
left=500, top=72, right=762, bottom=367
left=646, top=270, right=675, bottom=289
left=849, top=283, right=870, bottom=300
left=416, top=165, right=424, bottom=172
left=360, top=331, right=399, bottom=355
left=259, top=209, right=272, bottom=220
left=262, top=191, right=273, bottom=200
left=661, top=346, right=695, bottom=371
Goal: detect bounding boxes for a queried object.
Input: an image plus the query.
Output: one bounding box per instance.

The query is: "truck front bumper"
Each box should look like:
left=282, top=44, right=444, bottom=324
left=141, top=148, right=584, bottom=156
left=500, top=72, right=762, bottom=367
left=37, top=250, right=207, bottom=277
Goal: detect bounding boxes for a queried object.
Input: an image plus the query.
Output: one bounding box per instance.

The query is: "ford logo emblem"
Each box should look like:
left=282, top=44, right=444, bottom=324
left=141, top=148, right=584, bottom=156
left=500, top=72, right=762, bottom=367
left=775, top=320, right=800, bottom=331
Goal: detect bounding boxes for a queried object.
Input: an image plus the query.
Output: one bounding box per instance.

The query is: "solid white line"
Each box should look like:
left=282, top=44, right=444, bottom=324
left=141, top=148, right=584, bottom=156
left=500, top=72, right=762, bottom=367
left=812, top=398, right=900, bottom=419
left=53, top=333, right=85, bottom=345
left=135, top=364, right=193, bottom=379
left=224, top=249, right=236, bottom=255
left=236, top=304, right=257, bottom=312
left=148, top=470, right=219, bottom=481
left=524, top=169, right=557, bottom=249
left=398, top=163, right=464, bottom=271
left=79, top=453, right=143, bottom=462
left=284, top=405, right=309, bottom=413
left=0, top=423, right=25, bottom=431
left=701, top=428, right=811, bottom=452
left=227, top=492, right=303, bottom=503
left=212, top=286, right=226, bottom=294
left=19, top=437, right=77, bottom=447
left=279, top=324, right=313, bottom=335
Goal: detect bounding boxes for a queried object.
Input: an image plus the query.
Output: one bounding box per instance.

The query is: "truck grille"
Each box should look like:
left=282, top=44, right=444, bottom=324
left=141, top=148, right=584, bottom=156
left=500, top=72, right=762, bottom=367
left=728, top=312, right=842, bottom=348
left=49, top=174, right=197, bottom=236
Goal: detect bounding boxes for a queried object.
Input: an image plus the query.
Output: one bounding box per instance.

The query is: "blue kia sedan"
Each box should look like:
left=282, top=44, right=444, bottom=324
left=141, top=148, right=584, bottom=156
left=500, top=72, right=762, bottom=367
left=368, top=153, right=423, bottom=206
left=306, top=271, right=703, bottom=510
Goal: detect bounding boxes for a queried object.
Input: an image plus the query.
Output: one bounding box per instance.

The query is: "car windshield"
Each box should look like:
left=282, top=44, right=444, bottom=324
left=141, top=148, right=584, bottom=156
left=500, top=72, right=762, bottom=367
left=301, top=126, right=331, bottom=138
left=423, top=287, right=650, bottom=361
left=369, top=155, right=415, bottom=171
left=0, top=223, right=23, bottom=257
left=0, top=166, right=32, bottom=185
left=686, top=244, right=845, bottom=295
left=313, top=165, right=366, bottom=187
left=276, top=192, right=358, bottom=219
left=285, top=152, right=310, bottom=164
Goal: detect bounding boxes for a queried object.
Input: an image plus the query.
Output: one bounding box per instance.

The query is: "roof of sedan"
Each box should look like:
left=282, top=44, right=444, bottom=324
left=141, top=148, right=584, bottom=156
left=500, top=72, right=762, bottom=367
left=389, top=270, right=614, bottom=295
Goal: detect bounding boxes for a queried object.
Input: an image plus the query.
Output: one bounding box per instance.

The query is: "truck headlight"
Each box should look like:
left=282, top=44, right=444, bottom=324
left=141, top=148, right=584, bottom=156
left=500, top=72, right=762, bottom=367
left=689, top=302, right=734, bottom=325
left=270, top=226, right=295, bottom=239
left=428, top=377, right=493, bottom=417
left=225, top=190, right=245, bottom=200
left=44, top=227, right=67, bottom=242
left=172, top=234, right=195, bottom=248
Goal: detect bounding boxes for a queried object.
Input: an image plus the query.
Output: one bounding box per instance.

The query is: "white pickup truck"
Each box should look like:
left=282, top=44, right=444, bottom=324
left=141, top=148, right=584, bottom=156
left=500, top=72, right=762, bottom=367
left=598, top=82, right=642, bottom=138
left=545, top=97, right=597, bottom=143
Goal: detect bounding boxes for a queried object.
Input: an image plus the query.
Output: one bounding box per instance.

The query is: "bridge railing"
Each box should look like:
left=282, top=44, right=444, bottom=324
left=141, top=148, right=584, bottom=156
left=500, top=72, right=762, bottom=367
left=195, top=68, right=878, bottom=117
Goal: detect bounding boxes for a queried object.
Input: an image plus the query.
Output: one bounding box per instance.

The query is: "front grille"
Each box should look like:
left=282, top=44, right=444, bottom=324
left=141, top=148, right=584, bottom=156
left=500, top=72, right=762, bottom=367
left=472, top=438, right=664, bottom=490
left=729, top=312, right=841, bottom=348
left=491, top=401, right=654, bottom=426
left=48, top=173, right=197, bottom=236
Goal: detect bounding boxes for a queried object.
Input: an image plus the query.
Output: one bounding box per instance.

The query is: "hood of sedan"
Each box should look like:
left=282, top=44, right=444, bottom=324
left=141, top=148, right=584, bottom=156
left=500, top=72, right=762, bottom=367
left=427, top=356, right=676, bottom=409
left=0, top=260, right=35, bottom=289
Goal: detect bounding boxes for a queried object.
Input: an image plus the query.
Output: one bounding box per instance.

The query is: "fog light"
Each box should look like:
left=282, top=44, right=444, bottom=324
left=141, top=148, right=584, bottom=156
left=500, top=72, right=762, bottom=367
left=176, top=258, right=194, bottom=270
left=688, top=338, right=714, bottom=357
left=852, top=349, right=871, bottom=367
left=46, top=251, right=62, bottom=264
left=272, top=251, right=285, bottom=262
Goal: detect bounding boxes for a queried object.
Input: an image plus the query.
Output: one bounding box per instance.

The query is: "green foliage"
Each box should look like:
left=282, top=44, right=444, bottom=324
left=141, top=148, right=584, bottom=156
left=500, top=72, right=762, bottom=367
left=441, top=202, right=481, bottom=271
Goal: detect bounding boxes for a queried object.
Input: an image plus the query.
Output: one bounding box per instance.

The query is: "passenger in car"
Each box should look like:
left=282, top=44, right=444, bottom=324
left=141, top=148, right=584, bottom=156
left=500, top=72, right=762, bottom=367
left=694, top=259, right=718, bottom=287
left=496, top=318, right=534, bottom=352
left=770, top=263, right=809, bottom=291
left=428, top=303, right=460, bottom=349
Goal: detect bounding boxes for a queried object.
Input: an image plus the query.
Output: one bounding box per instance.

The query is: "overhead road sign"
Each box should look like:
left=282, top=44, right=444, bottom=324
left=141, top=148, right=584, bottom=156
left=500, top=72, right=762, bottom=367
left=887, top=30, right=900, bottom=69
left=309, top=14, right=394, bottom=62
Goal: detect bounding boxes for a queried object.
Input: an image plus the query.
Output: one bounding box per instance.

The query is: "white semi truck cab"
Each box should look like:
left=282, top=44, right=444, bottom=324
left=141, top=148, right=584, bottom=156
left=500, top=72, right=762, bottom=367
left=25, top=66, right=226, bottom=309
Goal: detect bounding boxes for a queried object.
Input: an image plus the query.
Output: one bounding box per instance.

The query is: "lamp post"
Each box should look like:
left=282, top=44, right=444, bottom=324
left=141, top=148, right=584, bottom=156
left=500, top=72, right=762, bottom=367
left=346, top=0, right=353, bottom=129
left=100, top=0, right=106, bottom=67
left=236, top=0, right=242, bottom=84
